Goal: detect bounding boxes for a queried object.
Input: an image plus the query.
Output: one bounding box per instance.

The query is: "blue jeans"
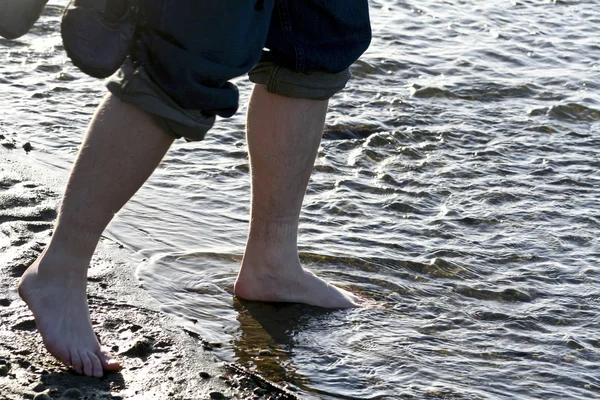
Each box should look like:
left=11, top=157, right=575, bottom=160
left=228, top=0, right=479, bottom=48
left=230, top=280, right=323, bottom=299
left=107, top=0, right=372, bottom=141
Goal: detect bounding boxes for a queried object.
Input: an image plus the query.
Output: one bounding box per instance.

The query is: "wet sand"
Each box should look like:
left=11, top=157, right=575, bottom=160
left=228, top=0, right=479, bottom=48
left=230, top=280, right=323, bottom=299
left=0, top=133, right=296, bottom=400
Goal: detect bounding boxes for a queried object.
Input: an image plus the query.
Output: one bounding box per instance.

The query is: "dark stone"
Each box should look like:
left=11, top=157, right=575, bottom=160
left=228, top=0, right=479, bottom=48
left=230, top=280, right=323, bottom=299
left=32, top=383, right=45, bottom=392
left=0, top=365, right=9, bottom=375
left=0, top=298, right=10, bottom=307
left=63, top=388, right=84, bottom=398
left=154, top=340, right=171, bottom=349
left=254, top=388, right=267, bottom=395
left=121, top=338, right=154, bottom=357
left=209, top=392, right=226, bottom=400
left=23, top=142, right=33, bottom=153
left=199, top=371, right=211, bottom=379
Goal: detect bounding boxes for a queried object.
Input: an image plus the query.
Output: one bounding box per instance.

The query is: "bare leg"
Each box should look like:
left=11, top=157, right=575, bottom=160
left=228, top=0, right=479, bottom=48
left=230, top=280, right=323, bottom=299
left=234, top=85, right=359, bottom=308
left=18, top=94, right=174, bottom=377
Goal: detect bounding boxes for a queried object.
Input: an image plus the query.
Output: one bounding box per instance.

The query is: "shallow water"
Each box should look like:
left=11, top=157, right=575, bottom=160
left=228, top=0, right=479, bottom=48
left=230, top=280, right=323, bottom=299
left=2, top=0, right=600, bottom=398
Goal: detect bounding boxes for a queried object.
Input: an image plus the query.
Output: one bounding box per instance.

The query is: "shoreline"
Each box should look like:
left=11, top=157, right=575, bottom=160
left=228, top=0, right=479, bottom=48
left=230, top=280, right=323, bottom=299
left=0, top=136, right=297, bottom=399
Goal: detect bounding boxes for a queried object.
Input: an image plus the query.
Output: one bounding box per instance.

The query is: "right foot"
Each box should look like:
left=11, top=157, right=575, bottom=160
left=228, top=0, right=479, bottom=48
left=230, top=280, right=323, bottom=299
left=234, top=261, right=362, bottom=309
left=18, top=253, right=120, bottom=377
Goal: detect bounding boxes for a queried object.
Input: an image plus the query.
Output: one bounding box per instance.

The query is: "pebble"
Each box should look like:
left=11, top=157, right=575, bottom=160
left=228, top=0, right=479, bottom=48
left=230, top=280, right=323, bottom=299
left=258, top=350, right=273, bottom=356
left=122, top=338, right=154, bottom=357
left=0, top=298, right=10, bottom=307
left=33, top=394, right=51, bottom=400
left=209, top=392, right=226, bottom=400
left=22, top=142, right=33, bottom=152
left=32, top=383, right=45, bottom=392
left=0, top=365, right=9, bottom=376
left=199, top=371, right=211, bottom=379
left=62, top=388, right=83, bottom=399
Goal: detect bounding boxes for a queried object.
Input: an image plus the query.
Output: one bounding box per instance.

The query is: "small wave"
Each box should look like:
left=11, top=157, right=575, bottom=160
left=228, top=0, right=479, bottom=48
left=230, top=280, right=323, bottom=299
left=453, top=285, right=534, bottom=302
left=529, top=103, right=600, bottom=122
left=411, top=81, right=540, bottom=102
left=324, top=123, right=384, bottom=140
left=410, top=84, right=457, bottom=99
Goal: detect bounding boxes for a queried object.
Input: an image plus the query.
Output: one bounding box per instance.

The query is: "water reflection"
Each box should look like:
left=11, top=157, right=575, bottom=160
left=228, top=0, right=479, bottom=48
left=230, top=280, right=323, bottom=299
left=232, top=299, right=319, bottom=392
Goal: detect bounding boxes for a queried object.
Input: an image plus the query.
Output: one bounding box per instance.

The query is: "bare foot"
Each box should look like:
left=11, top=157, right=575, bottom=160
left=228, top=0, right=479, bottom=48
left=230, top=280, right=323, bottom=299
left=234, top=260, right=361, bottom=308
left=18, top=253, right=120, bottom=377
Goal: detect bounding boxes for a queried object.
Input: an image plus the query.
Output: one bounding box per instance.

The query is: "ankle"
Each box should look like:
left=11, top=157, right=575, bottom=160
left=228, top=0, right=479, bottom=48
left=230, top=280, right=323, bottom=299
left=31, top=245, right=90, bottom=280
left=242, top=240, right=303, bottom=276
left=246, top=216, right=299, bottom=255
left=239, top=254, right=304, bottom=280
left=51, top=218, right=103, bottom=258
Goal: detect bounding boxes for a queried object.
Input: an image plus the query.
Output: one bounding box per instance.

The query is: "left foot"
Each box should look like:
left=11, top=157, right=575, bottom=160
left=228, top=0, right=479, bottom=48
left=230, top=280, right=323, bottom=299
left=18, top=250, right=120, bottom=377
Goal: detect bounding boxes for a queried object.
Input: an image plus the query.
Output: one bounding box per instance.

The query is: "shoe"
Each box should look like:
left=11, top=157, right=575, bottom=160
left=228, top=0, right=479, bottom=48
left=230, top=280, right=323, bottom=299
left=61, top=0, right=137, bottom=79
left=0, top=0, right=48, bottom=39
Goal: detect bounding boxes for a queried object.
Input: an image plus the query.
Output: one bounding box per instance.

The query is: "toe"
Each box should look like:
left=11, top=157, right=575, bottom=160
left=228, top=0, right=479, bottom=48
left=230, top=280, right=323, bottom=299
left=98, top=350, right=121, bottom=372
left=69, top=349, right=83, bottom=375
left=80, top=351, right=94, bottom=377
left=89, top=352, right=104, bottom=378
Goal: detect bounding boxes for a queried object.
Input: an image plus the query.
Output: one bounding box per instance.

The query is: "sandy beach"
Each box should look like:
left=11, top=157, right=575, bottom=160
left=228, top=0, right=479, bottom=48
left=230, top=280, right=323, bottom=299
left=0, top=134, right=296, bottom=400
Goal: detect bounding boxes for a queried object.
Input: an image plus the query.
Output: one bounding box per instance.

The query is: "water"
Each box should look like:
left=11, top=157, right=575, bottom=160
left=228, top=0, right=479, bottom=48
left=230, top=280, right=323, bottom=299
left=2, top=1, right=600, bottom=398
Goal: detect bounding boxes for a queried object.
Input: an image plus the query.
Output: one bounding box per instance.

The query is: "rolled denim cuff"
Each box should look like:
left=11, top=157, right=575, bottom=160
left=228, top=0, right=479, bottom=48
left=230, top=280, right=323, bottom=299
left=248, top=61, right=351, bottom=100
left=106, top=59, right=215, bottom=142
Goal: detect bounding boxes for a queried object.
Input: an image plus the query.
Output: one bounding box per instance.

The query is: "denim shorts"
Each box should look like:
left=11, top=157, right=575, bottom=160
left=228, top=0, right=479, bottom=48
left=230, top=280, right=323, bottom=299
left=106, top=0, right=371, bottom=141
